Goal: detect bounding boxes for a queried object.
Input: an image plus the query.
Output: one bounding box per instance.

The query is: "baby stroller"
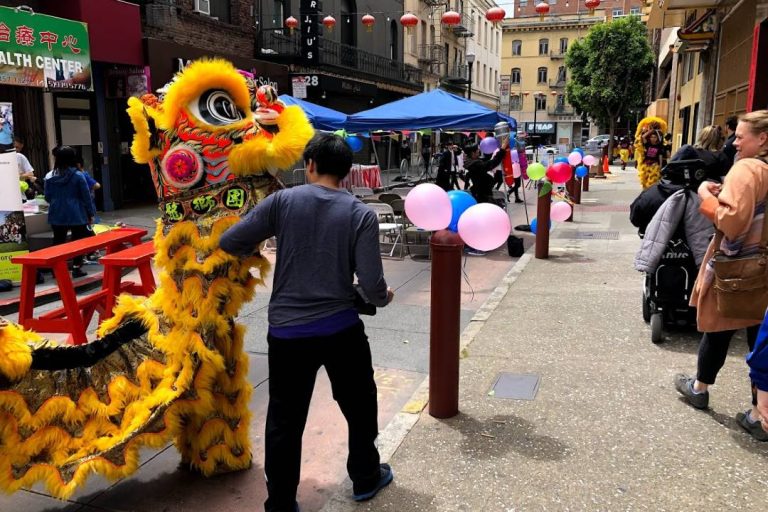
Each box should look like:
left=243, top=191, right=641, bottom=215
left=637, top=159, right=713, bottom=343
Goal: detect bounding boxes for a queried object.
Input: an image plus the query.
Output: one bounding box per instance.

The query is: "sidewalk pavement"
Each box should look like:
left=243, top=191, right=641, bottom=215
left=321, top=167, right=768, bottom=511
left=6, top=169, right=764, bottom=511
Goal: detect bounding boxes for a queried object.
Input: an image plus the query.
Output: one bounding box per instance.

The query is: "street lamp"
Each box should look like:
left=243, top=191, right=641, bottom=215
left=466, top=51, right=476, bottom=100
left=531, top=91, right=545, bottom=160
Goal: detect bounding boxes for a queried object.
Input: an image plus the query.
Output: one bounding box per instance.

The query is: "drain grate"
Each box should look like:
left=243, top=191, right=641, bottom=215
left=555, top=230, right=620, bottom=240
left=489, top=373, right=540, bottom=400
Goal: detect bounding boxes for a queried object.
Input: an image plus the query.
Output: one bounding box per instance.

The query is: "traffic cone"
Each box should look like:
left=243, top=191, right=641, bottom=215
left=603, top=155, right=610, bottom=175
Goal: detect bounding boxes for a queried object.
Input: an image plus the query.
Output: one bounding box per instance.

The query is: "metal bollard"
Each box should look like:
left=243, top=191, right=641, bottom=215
left=583, top=172, right=590, bottom=192
left=429, top=229, right=464, bottom=418
left=535, top=182, right=551, bottom=260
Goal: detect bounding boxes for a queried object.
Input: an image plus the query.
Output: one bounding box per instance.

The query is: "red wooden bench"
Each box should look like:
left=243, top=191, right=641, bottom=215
left=99, top=241, right=156, bottom=320
left=11, top=227, right=147, bottom=345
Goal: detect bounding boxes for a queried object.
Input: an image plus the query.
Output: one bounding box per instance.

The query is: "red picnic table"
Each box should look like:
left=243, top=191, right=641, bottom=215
left=12, top=227, right=147, bottom=345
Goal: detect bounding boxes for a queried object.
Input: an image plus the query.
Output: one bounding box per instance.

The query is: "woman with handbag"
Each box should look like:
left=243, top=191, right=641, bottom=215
left=675, top=110, right=768, bottom=442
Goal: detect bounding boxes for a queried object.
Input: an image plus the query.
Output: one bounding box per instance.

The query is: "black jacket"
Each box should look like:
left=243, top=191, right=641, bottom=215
left=722, top=133, right=736, bottom=168
left=629, top=181, right=685, bottom=236
left=465, top=149, right=506, bottom=202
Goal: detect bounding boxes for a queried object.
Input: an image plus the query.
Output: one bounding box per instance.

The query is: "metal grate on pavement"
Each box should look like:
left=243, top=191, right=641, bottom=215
left=489, top=372, right=540, bottom=400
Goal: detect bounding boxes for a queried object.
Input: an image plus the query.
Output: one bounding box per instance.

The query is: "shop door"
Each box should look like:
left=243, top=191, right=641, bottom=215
left=53, top=94, right=101, bottom=208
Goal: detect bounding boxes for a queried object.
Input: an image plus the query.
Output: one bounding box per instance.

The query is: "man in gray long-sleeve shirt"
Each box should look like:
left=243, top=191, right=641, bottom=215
left=220, top=133, right=394, bottom=512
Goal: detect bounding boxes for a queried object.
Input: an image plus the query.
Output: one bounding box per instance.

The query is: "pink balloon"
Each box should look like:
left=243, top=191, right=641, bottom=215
left=457, top=203, right=511, bottom=251
left=551, top=201, right=572, bottom=222
left=512, top=162, right=522, bottom=178
left=404, top=183, right=451, bottom=230
left=567, top=152, right=582, bottom=166
left=583, top=155, right=596, bottom=166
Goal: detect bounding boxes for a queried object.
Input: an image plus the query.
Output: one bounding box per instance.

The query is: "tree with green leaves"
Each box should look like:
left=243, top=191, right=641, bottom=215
left=565, top=15, right=654, bottom=162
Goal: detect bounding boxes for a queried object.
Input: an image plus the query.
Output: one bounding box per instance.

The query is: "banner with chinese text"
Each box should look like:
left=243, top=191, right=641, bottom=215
left=0, top=151, right=28, bottom=283
left=0, top=6, right=92, bottom=91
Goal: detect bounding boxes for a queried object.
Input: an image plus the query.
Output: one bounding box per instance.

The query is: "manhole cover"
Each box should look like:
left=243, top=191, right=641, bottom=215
left=489, top=372, right=540, bottom=400
left=555, top=230, right=620, bottom=240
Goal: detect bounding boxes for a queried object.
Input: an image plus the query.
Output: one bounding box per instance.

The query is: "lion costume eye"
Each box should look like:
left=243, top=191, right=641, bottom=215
left=188, top=89, right=244, bottom=125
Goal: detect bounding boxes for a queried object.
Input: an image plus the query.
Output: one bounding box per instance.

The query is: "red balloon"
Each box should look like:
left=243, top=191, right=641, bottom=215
left=546, top=162, right=572, bottom=184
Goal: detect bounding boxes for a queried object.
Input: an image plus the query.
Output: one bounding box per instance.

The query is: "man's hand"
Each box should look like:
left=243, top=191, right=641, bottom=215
left=386, top=287, right=394, bottom=304
left=757, top=389, right=768, bottom=432
left=501, top=139, right=510, bottom=150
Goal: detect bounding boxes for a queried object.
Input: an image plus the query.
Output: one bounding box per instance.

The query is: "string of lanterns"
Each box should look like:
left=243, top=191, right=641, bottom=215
left=283, top=7, right=508, bottom=34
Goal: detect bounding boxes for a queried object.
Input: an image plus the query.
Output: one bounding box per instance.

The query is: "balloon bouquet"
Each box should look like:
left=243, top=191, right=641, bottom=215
left=524, top=148, right=592, bottom=233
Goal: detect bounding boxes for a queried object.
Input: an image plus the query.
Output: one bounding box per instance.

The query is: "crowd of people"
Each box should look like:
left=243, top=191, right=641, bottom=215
left=0, top=212, right=25, bottom=246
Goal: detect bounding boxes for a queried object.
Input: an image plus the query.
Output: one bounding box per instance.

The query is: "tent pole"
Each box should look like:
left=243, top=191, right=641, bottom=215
left=370, top=133, right=385, bottom=188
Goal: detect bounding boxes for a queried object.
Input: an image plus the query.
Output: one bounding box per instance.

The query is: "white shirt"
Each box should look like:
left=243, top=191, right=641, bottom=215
left=17, top=153, right=33, bottom=175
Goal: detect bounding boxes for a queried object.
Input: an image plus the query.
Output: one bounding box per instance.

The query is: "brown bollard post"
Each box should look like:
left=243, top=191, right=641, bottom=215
left=583, top=172, right=590, bottom=192
left=575, top=178, right=582, bottom=204
left=429, top=229, right=464, bottom=419
left=535, top=182, right=551, bottom=259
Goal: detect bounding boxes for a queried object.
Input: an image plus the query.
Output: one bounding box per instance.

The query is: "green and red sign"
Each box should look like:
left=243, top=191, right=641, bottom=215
left=0, top=6, right=91, bottom=91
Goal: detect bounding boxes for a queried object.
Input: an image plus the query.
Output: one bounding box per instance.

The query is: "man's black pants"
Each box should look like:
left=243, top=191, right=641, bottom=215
left=264, top=321, right=381, bottom=512
left=697, top=325, right=760, bottom=405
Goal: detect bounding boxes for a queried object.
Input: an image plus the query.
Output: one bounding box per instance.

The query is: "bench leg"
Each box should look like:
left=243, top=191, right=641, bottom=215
left=17, top=265, right=38, bottom=329
left=102, top=266, right=122, bottom=321
left=137, top=262, right=156, bottom=295
left=52, top=262, right=87, bottom=345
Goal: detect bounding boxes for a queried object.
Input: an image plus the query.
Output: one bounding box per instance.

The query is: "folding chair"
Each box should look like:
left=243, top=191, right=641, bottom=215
left=492, top=190, right=508, bottom=209
left=367, top=203, right=404, bottom=258
left=391, top=187, right=413, bottom=198
left=378, top=193, right=401, bottom=205
left=352, top=186, right=374, bottom=198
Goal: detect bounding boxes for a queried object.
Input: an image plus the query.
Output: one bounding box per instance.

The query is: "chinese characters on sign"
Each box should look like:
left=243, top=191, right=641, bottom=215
left=0, top=6, right=91, bottom=90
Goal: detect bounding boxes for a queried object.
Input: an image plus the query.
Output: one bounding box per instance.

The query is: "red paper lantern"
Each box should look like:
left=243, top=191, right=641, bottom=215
left=534, top=1, right=550, bottom=21
left=285, top=16, right=298, bottom=33
left=584, top=0, right=600, bottom=14
left=485, top=7, right=506, bottom=25
left=323, top=15, right=337, bottom=32
left=362, top=14, right=375, bottom=32
left=441, top=10, right=461, bottom=26
left=400, top=13, right=419, bottom=32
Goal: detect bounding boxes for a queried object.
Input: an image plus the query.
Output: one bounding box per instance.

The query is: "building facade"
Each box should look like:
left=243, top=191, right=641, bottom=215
left=501, top=1, right=644, bottom=148
left=645, top=0, right=768, bottom=153
left=466, top=0, right=502, bottom=110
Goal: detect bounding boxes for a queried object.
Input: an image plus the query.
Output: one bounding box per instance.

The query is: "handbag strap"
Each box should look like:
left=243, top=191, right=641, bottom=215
left=713, top=185, right=768, bottom=255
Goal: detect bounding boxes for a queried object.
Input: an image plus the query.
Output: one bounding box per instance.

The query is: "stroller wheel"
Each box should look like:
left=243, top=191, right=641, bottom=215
left=650, top=313, right=663, bottom=344
left=642, top=293, right=651, bottom=323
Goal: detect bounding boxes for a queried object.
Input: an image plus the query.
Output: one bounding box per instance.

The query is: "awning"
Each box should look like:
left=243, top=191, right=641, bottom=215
left=278, top=95, right=347, bottom=131
left=646, top=0, right=737, bottom=29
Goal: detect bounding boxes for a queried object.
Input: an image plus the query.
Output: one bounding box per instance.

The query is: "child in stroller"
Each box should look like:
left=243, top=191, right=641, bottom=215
left=631, top=159, right=717, bottom=343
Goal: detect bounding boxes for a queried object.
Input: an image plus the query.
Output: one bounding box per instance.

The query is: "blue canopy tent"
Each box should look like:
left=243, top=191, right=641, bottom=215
left=279, top=95, right=347, bottom=131
left=344, top=89, right=517, bottom=133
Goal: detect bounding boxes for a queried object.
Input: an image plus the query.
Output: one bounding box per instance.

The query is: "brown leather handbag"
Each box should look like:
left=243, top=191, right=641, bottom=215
left=712, top=200, right=768, bottom=320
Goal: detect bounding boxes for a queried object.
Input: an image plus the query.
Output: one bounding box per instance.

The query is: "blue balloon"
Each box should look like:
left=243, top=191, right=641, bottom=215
left=530, top=217, right=552, bottom=235
left=575, top=165, right=589, bottom=178
left=346, top=136, right=364, bottom=152
left=447, top=190, right=477, bottom=232
left=574, top=148, right=585, bottom=156
left=554, top=156, right=569, bottom=164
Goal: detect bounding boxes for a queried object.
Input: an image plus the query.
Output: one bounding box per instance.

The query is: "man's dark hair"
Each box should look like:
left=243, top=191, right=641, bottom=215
left=54, top=146, right=78, bottom=170
left=302, top=133, right=353, bottom=179
left=75, top=155, right=84, bottom=167
left=13, top=136, right=23, bottom=145
left=664, top=133, right=672, bottom=141
left=463, top=143, right=478, bottom=157
left=726, top=115, right=738, bottom=132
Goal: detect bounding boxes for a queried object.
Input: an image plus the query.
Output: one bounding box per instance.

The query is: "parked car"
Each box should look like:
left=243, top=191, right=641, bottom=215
left=525, top=145, right=557, bottom=160
left=584, top=134, right=611, bottom=152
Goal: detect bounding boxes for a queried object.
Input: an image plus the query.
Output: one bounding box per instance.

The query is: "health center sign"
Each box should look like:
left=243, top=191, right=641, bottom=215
left=0, top=7, right=92, bottom=91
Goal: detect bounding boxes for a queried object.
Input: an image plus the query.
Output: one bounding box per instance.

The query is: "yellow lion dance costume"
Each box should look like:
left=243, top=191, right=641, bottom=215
left=634, top=116, right=668, bottom=189
left=0, top=59, right=313, bottom=499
